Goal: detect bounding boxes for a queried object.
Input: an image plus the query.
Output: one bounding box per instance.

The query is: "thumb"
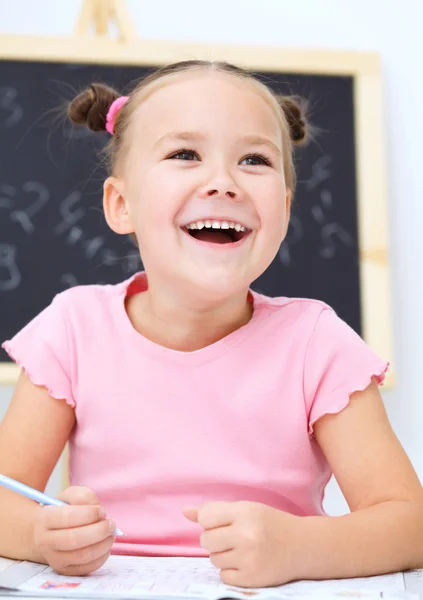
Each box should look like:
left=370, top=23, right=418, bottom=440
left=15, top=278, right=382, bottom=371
left=183, top=506, right=200, bottom=523
left=57, top=485, right=101, bottom=506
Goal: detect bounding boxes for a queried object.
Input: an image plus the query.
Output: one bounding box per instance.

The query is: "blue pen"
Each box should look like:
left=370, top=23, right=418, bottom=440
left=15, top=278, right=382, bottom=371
left=0, top=474, right=124, bottom=536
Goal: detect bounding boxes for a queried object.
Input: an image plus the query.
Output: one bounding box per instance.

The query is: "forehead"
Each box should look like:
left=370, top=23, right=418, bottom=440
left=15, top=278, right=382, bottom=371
left=132, top=72, right=281, bottom=140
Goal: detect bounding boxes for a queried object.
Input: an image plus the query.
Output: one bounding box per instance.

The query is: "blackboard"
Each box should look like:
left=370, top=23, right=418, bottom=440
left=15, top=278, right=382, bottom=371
left=0, top=58, right=360, bottom=365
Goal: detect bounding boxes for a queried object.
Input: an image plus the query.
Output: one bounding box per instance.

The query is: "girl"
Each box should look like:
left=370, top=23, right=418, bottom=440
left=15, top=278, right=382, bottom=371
left=0, top=60, right=422, bottom=588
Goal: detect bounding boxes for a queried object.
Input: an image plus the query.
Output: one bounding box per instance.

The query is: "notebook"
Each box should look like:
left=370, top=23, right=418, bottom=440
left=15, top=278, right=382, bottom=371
left=0, top=555, right=421, bottom=599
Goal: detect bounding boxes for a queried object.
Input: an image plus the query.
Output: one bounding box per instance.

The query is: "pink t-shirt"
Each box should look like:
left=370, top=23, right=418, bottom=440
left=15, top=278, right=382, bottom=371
left=3, top=271, right=388, bottom=557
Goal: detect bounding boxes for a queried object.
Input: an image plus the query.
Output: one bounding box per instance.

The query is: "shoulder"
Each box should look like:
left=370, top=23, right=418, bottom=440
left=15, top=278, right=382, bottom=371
left=3, top=274, right=134, bottom=354
left=53, top=277, right=130, bottom=305
left=1, top=277, right=135, bottom=406
left=251, top=290, right=379, bottom=362
left=251, top=288, right=335, bottom=335
left=51, top=275, right=133, bottom=322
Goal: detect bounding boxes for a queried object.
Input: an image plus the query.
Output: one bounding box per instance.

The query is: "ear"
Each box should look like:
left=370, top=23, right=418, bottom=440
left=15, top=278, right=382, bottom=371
left=281, top=188, right=292, bottom=239
left=103, top=176, right=134, bottom=235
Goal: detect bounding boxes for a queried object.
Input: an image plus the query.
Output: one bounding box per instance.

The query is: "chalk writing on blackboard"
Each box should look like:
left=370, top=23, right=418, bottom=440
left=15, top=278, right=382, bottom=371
left=0, top=87, right=23, bottom=128
left=1, top=181, right=50, bottom=233
left=306, top=158, right=355, bottom=260
left=277, top=156, right=356, bottom=267
left=304, top=155, right=332, bottom=190
left=9, top=182, right=50, bottom=234
left=82, top=235, right=105, bottom=259
left=61, top=273, right=81, bottom=288
left=54, top=190, right=85, bottom=236
left=0, top=177, right=144, bottom=292
left=312, top=200, right=355, bottom=260
left=0, top=244, right=21, bottom=291
left=0, top=184, right=16, bottom=208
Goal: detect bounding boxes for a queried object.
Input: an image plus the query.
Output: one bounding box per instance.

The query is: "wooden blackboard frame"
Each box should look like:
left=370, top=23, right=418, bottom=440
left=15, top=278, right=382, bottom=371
left=0, top=34, right=394, bottom=388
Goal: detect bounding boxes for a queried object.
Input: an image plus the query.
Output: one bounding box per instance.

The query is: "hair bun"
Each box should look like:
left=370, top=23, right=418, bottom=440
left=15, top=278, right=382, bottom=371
left=280, top=96, right=308, bottom=144
left=67, top=83, right=120, bottom=132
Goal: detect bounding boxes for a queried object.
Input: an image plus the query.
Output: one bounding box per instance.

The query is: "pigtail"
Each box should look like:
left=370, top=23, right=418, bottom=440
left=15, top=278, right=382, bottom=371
left=278, top=95, right=308, bottom=145
left=67, top=83, right=120, bottom=132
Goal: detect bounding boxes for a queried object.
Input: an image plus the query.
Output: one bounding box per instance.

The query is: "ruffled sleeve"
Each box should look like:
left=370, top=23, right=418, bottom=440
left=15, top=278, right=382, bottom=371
left=2, top=293, right=75, bottom=407
left=304, top=307, right=389, bottom=436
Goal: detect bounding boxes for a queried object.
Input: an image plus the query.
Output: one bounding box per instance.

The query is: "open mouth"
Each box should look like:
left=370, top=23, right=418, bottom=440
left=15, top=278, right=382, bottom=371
left=182, top=222, right=251, bottom=245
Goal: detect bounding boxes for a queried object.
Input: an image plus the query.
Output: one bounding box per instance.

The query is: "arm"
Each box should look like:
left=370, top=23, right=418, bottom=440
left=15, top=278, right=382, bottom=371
left=296, top=379, right=423, bottom=579
left=0, top=370, right=75, bottom=562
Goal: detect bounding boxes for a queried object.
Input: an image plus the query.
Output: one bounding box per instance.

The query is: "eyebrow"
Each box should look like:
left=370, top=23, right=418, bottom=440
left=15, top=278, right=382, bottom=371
left=153, top=131, right=282, bottom=156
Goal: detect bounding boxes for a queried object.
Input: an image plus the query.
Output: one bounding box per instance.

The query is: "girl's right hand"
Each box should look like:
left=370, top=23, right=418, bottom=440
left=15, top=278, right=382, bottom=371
left=33, top=486, right=116, bottom=576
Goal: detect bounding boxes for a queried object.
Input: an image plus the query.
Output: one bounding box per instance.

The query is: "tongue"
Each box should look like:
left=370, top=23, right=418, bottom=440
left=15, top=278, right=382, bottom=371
left=193, top=230, right=233, bottom=244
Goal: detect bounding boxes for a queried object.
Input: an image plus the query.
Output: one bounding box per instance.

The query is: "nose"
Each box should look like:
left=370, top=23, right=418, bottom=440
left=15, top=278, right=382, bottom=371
left=203, top=188, right=236, bottom=199
left=198, top=167, right=241, bottom=201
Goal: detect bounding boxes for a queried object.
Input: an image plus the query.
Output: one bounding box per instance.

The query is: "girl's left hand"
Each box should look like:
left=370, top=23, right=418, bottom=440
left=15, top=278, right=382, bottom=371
left=183, top=501, right=302, bottom=588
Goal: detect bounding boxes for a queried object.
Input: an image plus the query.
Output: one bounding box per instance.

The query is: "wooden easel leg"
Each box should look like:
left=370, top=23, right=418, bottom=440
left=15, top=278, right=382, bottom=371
left=73, top=0, right=136, bottom=42
left=110, top=0, right=137, bottom=42
left=73, top=0, right=96, bottom=36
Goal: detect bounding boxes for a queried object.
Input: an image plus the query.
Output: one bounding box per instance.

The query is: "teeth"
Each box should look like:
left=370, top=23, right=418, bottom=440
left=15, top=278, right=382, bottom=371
left=186, top=220, right=247, bottom=231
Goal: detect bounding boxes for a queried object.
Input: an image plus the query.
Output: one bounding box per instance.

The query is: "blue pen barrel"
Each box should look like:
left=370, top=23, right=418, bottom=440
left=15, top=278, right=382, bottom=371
left=0, top=473, right=124, bottom=535
left=0, top=474, right=65, bottom=506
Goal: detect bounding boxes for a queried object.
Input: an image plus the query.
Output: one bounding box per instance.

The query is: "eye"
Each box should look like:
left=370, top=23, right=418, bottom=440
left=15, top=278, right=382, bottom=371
left=241, top=153, right=272, bottom=167
left=168, top=148, right=200, bottom=161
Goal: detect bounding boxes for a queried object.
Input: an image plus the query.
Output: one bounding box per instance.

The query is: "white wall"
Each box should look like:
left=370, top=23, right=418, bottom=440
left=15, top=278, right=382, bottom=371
left=0, top=0, right=422, bottom=513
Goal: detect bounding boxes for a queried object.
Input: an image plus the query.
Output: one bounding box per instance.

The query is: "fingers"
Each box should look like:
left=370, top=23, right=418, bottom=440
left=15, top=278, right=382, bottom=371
left=63, top=535, right=114, bottom=567
left=200, top=526, right=234, bottom=554
left=210, top=554, right=247, bottom=589
left=44, top=518, right=116, bottom=551
left=182, top=507, right=198, bottom=522
left=219, top=568, right=241, bottom=587
left=57, top=486, right=101, bottom=506
left=196, top=502, right=235, bottom=530
left=41, top=504, right=106, bottom=531
left=209, top=549, right=237, bottom=571
left=55, top=546, right=113, bottom=576
left=33, top=486, right=116, bottom=577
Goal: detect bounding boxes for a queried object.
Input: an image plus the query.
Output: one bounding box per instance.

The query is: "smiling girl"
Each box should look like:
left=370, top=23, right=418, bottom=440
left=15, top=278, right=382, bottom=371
left=1, top=60, right=423, bottom=587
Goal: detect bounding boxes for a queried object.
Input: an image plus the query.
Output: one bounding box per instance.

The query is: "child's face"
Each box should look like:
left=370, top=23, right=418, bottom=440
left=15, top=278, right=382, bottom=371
left=110, top=72, right=290, bottom=298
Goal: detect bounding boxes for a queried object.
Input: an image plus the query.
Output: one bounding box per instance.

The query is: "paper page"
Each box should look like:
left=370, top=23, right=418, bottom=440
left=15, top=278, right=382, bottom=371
left=404, top=570, right=423, bottom=597
left=0, top=590, right=419, bottom=600
left=0, top=590, right=418, bottom=599
left=0, top=556, right=420, bottom=600
left=0, top=559, right=47, bottom=589
left=1, top=557, right=227, bottom=598
left=277, top=571, right=405, bottom=594
left=0, top=558, right=18, bottom=574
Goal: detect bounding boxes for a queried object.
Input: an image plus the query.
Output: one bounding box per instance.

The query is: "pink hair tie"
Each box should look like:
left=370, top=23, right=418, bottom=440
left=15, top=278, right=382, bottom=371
left=105, top=96, right=129, bottom=135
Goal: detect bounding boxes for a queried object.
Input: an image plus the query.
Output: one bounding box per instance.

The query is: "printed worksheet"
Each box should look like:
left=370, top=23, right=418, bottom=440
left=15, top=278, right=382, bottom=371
left=0, top=555, right=420, bottom=599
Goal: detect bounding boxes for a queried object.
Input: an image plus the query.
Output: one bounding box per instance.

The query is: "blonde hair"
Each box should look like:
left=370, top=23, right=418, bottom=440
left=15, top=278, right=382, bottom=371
left=68, top=60, right=308, bottom=192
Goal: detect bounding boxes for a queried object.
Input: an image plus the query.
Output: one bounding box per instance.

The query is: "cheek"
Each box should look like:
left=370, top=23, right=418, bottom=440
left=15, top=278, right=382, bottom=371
left=255, top=179, right=287, bottom=223
left=254, top=182, right=288, bottom=256
left=130, top=173, right=177, bottom=228
left=152, top=164, right=195, bottom=204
